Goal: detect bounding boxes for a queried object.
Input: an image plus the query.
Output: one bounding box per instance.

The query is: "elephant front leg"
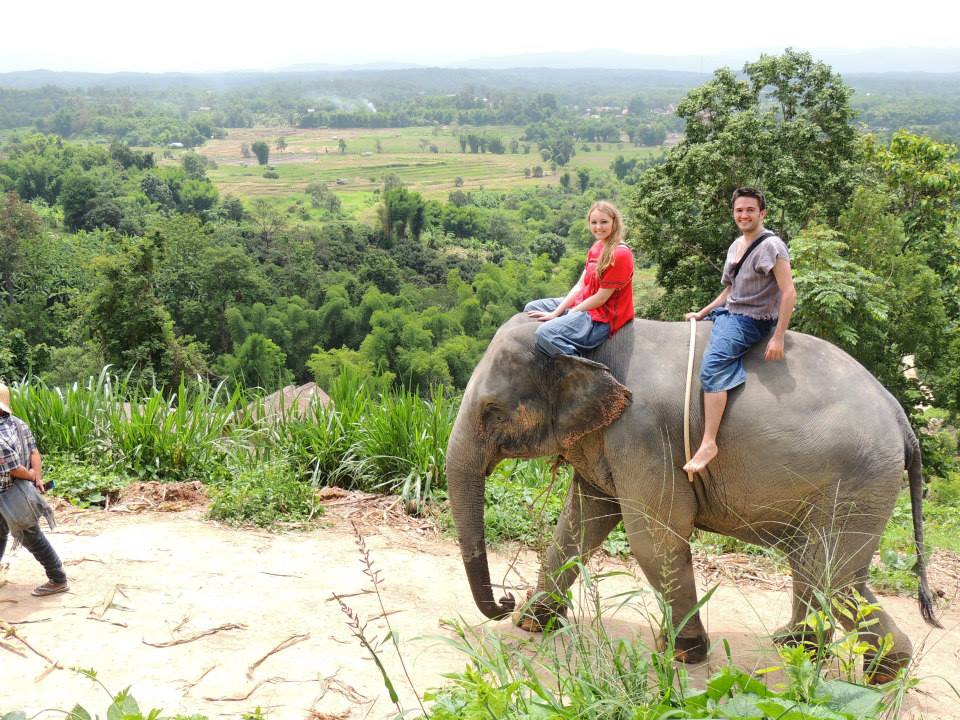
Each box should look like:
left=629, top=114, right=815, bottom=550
left=514, top=475, right=621, bottom=632
left=621, top=511, right=710, bottom=663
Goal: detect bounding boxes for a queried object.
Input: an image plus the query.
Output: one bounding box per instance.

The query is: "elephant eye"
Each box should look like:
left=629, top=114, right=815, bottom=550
left=481, top=400, right=508, bottom=426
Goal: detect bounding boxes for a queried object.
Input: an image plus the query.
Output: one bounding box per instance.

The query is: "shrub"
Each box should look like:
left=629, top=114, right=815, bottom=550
left=208, top=460, right=323, bottom=528
left=46, top=454, right=131, bottom=507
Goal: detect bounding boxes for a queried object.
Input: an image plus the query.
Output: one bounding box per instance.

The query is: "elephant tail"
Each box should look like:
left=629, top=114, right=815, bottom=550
left=905, top=430, right=942, bottom=628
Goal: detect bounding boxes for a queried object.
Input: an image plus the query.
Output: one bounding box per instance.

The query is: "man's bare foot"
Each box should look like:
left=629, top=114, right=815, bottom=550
left=683, top=441, right=718, bottom=474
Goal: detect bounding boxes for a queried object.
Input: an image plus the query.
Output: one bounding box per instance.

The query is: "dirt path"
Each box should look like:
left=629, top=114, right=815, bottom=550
left=2, top=497, right=959, bottom=719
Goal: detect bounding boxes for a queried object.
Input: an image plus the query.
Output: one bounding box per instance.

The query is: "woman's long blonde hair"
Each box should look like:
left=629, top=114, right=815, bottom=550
left=588, top=201, right=624, bottom=278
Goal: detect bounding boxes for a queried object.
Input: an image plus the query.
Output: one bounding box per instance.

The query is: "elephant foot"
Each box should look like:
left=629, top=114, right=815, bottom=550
left=512, top=590, right=567, bottom=633
left=658, top=633, right=710, bottom=664
left=864, top=650, right=911, bottom=685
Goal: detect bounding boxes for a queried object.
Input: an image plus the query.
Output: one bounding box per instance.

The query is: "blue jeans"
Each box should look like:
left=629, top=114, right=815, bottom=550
left=0, top=514, right=66, bottom=584
left=525, top=298, right=610, bottom=357
left=699, top=307, right=776, bottom=393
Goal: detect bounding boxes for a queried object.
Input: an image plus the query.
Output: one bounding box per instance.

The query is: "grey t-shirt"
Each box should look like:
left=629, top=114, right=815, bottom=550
left=721, top=233, right=790, bottom=320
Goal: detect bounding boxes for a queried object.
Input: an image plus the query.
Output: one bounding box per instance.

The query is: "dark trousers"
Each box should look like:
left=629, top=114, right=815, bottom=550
left=0, top=514, right=66, bottom=584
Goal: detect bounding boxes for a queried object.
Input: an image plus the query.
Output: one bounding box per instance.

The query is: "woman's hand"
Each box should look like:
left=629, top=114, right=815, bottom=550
left=527, top=309, right=560, bottom=322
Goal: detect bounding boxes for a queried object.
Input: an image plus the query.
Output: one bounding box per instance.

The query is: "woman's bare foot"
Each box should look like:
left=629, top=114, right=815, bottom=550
left=683, top=441, right=718, bottom=473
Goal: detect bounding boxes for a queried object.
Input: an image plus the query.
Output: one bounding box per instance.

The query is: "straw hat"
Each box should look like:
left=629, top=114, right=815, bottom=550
left=0, top=384, right=11, bottom=414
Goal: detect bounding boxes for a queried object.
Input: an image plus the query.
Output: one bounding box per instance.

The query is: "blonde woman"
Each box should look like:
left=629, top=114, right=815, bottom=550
left=526, top=201, right=634, bottom=356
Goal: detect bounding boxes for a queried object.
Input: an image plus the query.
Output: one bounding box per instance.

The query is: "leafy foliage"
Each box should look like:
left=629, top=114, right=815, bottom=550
left=208, top=459, right=324, bottom=528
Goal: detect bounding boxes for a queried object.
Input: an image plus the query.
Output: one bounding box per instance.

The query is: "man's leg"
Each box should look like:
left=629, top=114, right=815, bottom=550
left=683, top=390, right=727, bottom=473
left=19, top=525, right=68, bottom=590
left=684, top=311, right=762, bottom=474
left=0, top=514, right=8, bottom=562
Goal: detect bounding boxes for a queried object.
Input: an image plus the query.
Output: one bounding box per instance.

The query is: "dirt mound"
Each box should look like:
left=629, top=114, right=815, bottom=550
left=112, top=481, right=209, bottom=512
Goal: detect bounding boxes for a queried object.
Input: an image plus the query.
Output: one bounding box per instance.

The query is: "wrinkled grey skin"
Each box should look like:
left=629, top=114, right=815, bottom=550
left=447, top=314, right=939, bottom=673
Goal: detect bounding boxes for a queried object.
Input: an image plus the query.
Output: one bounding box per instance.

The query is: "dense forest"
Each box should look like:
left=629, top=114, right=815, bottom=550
left=1, top=51, right=958, bottom=427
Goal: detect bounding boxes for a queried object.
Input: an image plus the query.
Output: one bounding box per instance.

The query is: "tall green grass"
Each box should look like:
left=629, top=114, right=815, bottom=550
left=12, top=368, right=114, bottom=460
left=9, top=368, right=460, bottom=524
left=104, top=379, right=244, bottom=483
left=12, top=374, right=245, bottom=484
left=356, top=385, right=454, bottom=509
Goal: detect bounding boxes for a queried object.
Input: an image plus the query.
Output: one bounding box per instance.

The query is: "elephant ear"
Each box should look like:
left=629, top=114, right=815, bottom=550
left=552, top=355, right=632, bottom=449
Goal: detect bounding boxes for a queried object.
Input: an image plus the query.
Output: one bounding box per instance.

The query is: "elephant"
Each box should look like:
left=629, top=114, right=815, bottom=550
left=445, top=313, right=941, bottom=681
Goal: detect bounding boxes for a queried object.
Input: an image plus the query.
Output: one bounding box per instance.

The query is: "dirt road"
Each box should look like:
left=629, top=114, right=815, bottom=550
left=2, top=495, right=959, bottom=719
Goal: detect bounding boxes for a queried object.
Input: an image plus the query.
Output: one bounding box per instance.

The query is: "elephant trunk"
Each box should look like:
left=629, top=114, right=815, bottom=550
left=446, top=413, right=515, bottom=620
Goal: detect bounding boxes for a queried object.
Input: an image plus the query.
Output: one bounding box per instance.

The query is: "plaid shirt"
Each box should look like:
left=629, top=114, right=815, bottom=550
left=0, top=413, right=37, bottom=492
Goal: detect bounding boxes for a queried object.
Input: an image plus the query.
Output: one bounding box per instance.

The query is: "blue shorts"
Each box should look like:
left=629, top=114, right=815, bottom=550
left=699, top=308, right=776, bottom=393
left=525, top=298, right=610, bottom=357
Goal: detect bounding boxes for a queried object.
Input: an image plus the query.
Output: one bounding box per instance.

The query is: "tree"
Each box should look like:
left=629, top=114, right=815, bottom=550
left=179, top=178, right=218, bottom=213
left=276, top=137, right=287, bottom=152
left=60, top=171, right=101, bottom=231
left=305, top=181, right=329, bottom=208
left=531, top=232, right=566, bottom=263
left=88, top=235, right=206, bottom=387
left=323, top=193, right=342, bottom=214
left=251, top=141, right=270, bottom=165
left=215, top=333, right=291, bottom=392
left=181, top=152, right=207, bottom=179
left=611, top=155, right=638, bottom=180
left=375, top=139, right=383, bottom=153
left=577, top=169, right=590, bottom=193
left=308, top=346, right=392, bottom=393
left=379, top=187, right=427, bottom=245
left=338, top=138, right=347, bottom=154
left=0, top=192, right=41, bottom=305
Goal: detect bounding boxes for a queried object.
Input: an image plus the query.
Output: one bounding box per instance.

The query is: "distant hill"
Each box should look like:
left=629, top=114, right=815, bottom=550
left=2, top=60, right=958, bottom=98
left=0, top=67, right=710, bottom=93
left=455, top=47, right=960, bottom=74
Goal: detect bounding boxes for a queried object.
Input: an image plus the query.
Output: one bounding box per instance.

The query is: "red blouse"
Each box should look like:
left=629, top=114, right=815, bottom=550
left=575, top=240, right=635, bottom=334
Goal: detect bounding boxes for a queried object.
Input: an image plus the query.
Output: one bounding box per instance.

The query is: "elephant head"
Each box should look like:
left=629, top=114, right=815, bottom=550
left=446, top=316, right=631, bottom=619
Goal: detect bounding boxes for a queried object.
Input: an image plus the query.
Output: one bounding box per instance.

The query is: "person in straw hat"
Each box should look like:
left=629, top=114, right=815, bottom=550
left=0, top=383, right=68, bottom=596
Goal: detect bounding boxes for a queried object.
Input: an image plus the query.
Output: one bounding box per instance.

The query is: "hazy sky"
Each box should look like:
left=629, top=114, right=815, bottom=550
left=3, top=0, right=958, bottom=73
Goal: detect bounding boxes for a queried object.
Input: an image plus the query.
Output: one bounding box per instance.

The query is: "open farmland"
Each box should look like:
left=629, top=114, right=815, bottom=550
left=199, top=126, right=661, bottom=218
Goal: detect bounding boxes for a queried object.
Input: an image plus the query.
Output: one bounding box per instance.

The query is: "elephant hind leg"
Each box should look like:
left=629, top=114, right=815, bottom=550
left=778, top=527, right=912, bottom=682
left=514, top=475, right=622, bottom=633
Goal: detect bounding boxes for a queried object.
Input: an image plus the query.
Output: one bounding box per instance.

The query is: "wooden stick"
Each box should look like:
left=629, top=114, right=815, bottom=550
left=180, top=664, right=217, bottom=693
left=246, top=633, right=310, bottom=679
left=143, top=623, right=245, bottom=648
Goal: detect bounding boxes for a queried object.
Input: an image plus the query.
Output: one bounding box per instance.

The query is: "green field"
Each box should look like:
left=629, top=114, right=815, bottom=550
left=198, top=126, right=662, bottom=218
